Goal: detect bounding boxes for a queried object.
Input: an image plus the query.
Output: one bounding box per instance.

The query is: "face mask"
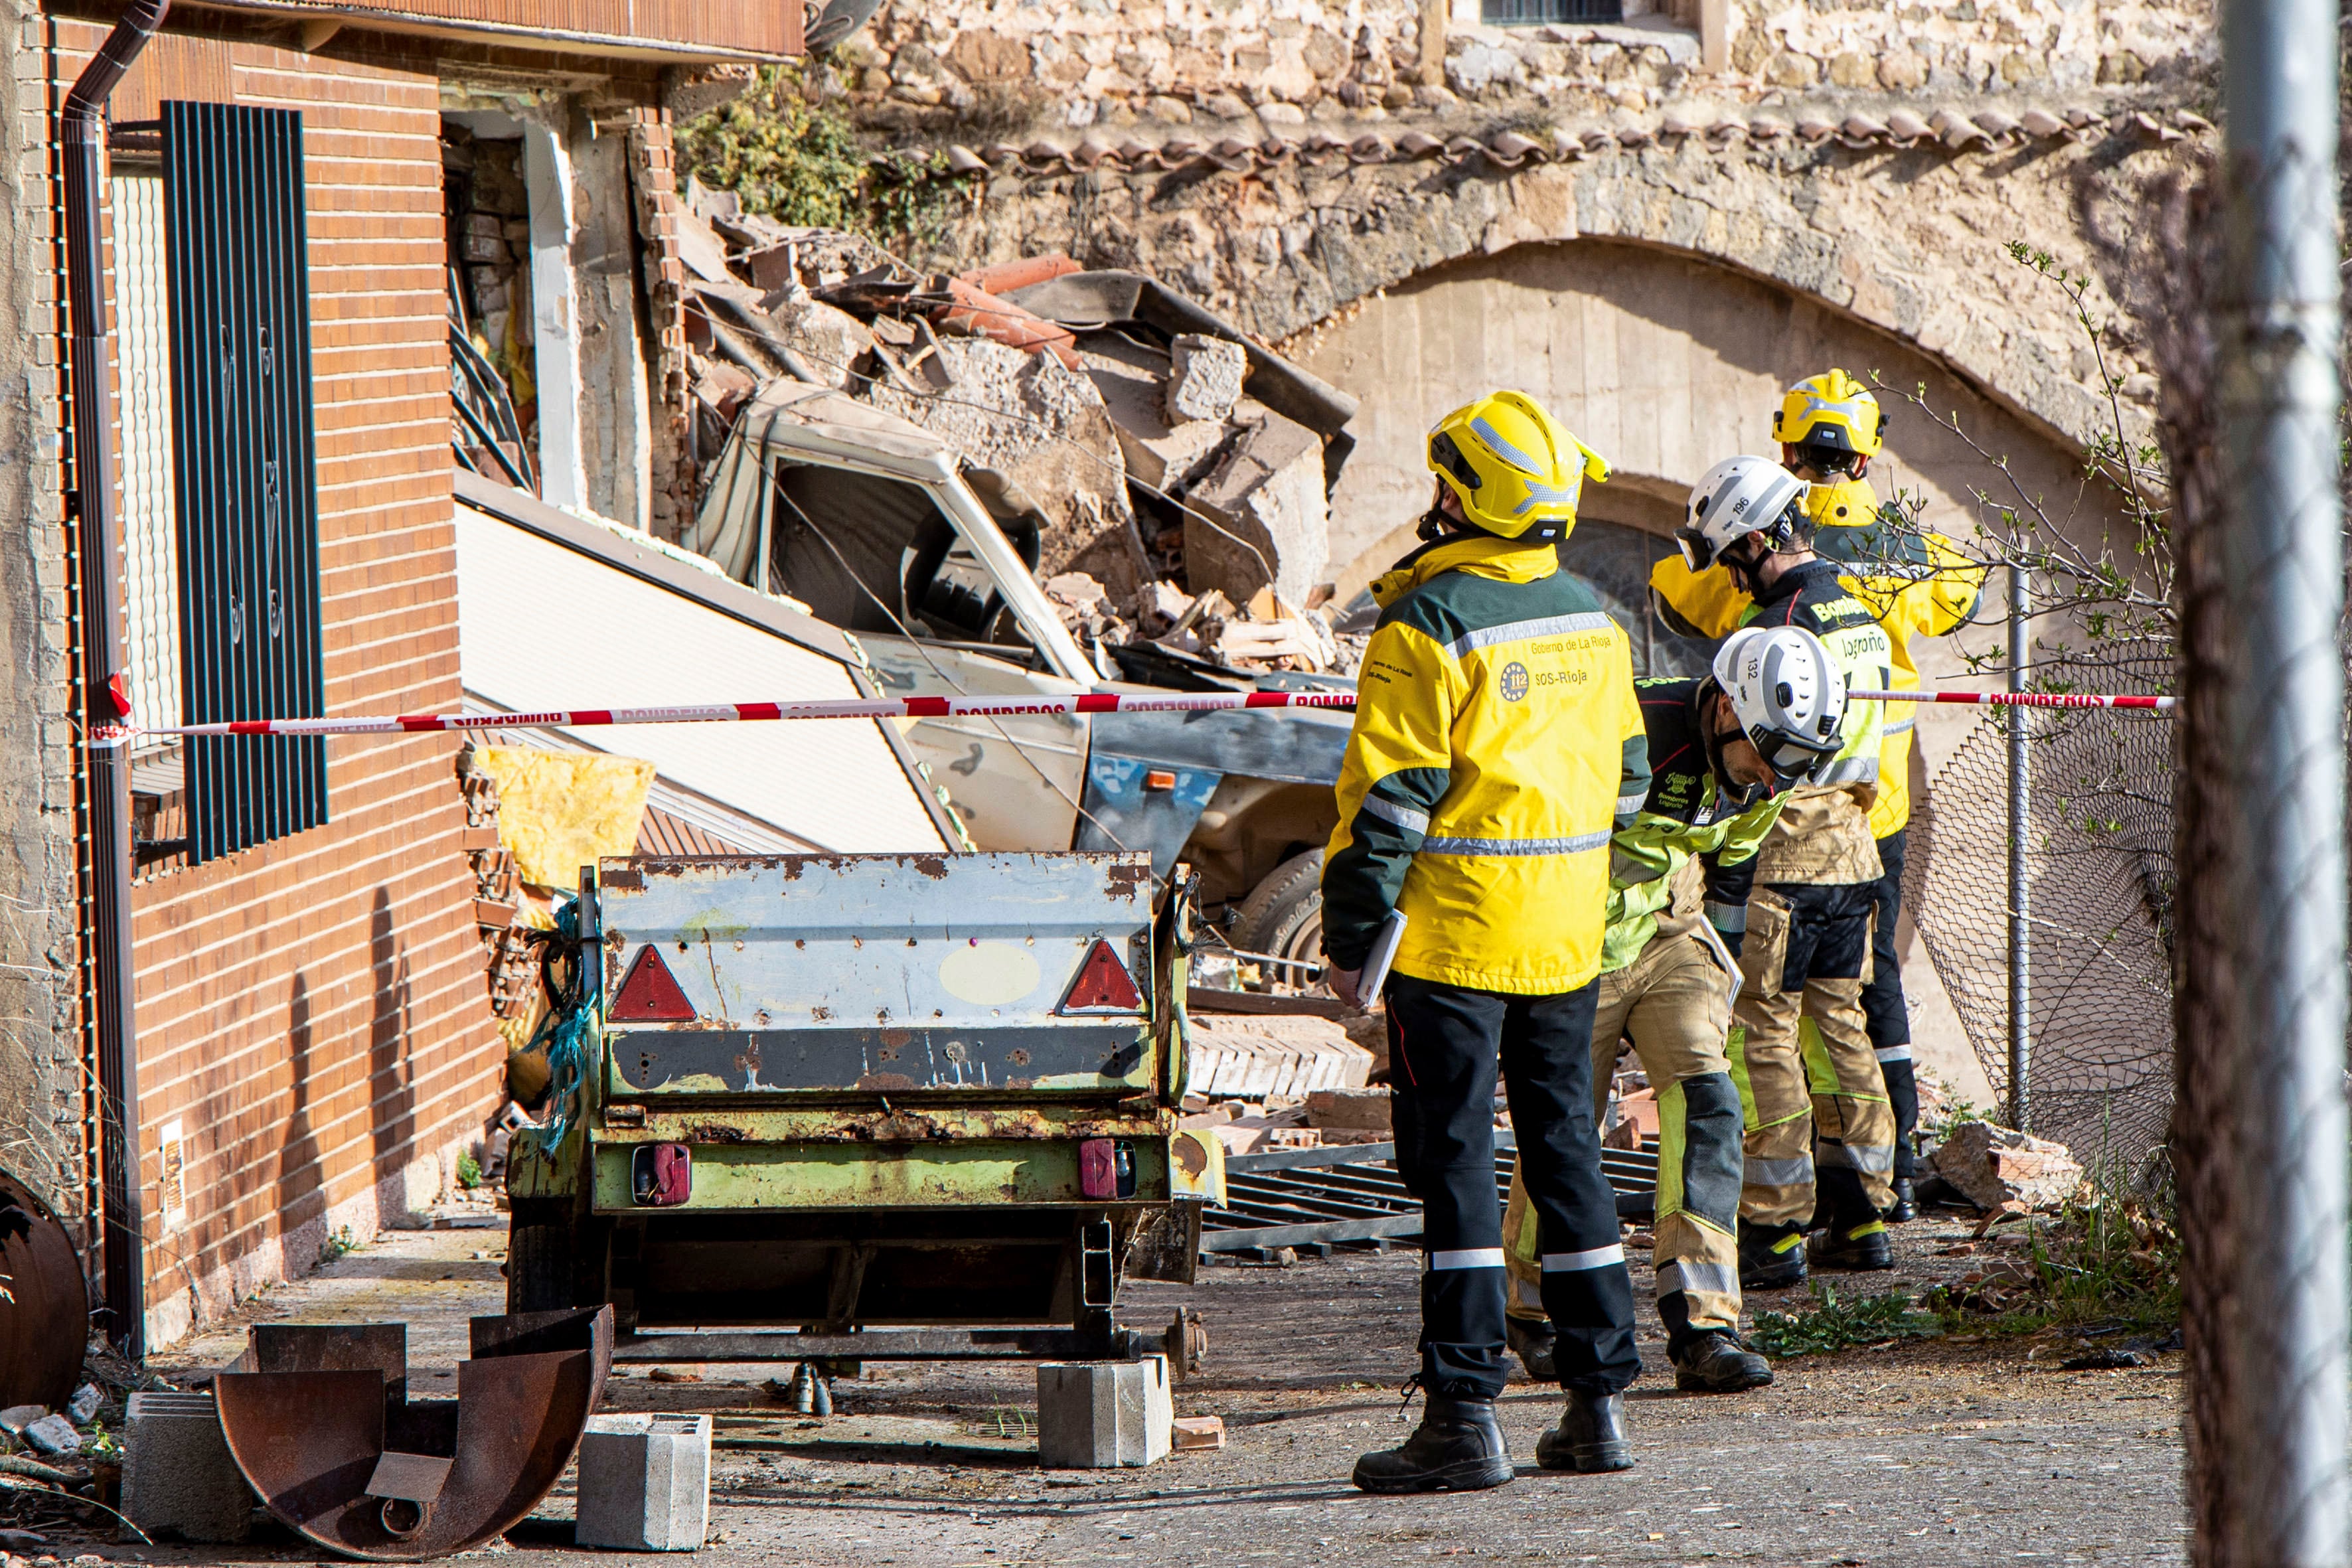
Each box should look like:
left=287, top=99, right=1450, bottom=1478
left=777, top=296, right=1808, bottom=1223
left=1700, top=706, right=1772, bottom=813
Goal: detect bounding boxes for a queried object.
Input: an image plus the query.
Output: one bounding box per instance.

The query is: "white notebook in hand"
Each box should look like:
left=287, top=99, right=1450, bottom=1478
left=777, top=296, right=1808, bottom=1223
left=1357, top=909, right=1409, bottom=1005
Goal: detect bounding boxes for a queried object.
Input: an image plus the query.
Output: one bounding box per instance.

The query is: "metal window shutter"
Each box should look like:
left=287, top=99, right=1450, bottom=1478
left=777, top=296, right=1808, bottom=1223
left=164, top=101, right=327, bottom=864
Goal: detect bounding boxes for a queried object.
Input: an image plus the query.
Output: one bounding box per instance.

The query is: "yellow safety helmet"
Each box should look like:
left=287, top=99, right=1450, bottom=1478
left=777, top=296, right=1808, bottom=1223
left=1426, top=390, right=1610, bottom=542
left=1772, top=369, right=1885, bottom=465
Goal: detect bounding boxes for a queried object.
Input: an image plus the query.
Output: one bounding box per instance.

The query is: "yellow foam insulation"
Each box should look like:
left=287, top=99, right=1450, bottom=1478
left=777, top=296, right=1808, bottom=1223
left=473, top=746, right=655, bottom=890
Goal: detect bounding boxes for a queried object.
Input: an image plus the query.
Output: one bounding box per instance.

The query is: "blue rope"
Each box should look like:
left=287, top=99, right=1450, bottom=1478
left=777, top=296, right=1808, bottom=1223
left=518, top=898, right=593, bottom=1153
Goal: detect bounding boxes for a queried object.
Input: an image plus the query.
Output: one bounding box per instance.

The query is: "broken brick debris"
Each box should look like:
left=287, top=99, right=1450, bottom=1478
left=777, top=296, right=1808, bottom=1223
left=665, top=207, right=1359, bottom=678
left=1931, top=1121, right=2086, bottom=1212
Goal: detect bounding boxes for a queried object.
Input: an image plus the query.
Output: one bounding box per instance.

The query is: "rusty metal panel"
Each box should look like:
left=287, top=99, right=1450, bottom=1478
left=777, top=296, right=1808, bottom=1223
left=214, top=1308, right=611, bottom=1562
left=589, top=1136, right=1172, bottom=1213
left=596, top=852, right=1160, bottom=1095
left=0, top=1174, right=88, bottom=1413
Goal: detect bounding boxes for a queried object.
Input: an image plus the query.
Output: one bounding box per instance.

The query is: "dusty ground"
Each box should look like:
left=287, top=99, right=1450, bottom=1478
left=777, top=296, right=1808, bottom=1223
left=31, top=1210, right=2183, bottom=1567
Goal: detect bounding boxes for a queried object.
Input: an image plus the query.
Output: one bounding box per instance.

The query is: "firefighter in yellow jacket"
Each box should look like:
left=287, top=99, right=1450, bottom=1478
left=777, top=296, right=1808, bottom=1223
left=1324, top=390, right=1648, bottom=1492
left=1650, top=372, right=1984, bottom=1221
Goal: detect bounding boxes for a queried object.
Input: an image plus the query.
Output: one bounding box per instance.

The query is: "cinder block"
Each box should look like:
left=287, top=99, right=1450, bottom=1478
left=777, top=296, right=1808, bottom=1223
left=575, top=1413, right=710, bottom=1552
left=121, top=1391, right=254, bottom=1544
left=1036, top=1356, right=1172, bottom=1469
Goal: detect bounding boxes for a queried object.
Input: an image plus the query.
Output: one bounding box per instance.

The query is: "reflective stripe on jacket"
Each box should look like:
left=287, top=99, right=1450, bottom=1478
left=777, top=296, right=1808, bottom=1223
left=1646, top=477, right=1984, bottom=837
left=1603, top=678, right=1784, bottom=973
left=1741, top=559, right=1892, bottom=886
left=1322, top=534, right=1648, bottom=995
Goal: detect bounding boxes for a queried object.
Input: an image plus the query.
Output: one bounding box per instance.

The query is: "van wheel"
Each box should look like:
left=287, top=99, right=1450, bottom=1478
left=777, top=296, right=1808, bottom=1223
left=1230, top=850, right=1324, bottom=988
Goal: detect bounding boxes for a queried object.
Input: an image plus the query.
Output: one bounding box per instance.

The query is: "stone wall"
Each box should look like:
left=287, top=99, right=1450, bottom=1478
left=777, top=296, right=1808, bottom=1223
left=831, top=0, right=2213, bottom=132
left=0, top=0, right=90, bottom=1227
left=917, top=115, right=2196, bottom=509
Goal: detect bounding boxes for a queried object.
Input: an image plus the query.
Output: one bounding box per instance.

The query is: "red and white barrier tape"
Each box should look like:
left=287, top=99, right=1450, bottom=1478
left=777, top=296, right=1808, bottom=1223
left=83, top=684, right=2173, bottom=744
left=86, top=688, right=1357, bottom=742
left=1845, top=689, right=2175, bottom=710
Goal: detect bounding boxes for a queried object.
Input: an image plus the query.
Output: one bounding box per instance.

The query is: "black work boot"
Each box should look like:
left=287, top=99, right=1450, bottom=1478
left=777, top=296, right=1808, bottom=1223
left=1535, top=1389, right=1632, bottom=1472
left=1809, top=1217, right=1895, bottom=1271
left=1352, top=1392, right=1515, bottom=1494
left=1885, top=1178, right=1918, bottom=1223
left=1670, top=1330, right=1774, bottom=1393
left=1506, top=1316, right=1556, bottom=1382
left=1737, top=1222, right=1808, bottom=1291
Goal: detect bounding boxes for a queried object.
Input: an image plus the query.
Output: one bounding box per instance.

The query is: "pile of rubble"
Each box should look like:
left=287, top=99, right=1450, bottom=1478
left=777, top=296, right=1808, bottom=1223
left=668, top=181, right=1365, bottom=678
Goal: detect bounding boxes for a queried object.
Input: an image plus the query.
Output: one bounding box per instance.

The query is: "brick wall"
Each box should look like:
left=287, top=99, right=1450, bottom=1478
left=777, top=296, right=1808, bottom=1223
left=47, top=20, right=505, bottom=1348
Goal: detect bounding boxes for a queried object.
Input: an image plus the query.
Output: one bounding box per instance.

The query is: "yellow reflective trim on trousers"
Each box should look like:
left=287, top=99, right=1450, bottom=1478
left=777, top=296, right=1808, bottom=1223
left=1801, top=1018, right=1840, bottom=1098
left=1725, top=1022, right=1757, bottom=1129
left=1727, top=1023, right=1809, bottom=1131
left=1656, top=1078, right=1686, bottom=1221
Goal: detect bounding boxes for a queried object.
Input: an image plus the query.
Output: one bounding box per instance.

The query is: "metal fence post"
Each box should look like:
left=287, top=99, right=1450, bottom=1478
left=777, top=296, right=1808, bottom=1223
left=2215, top=0, right=2347, bottom=1557
left=2006, top=559, right=2029, bottom=1133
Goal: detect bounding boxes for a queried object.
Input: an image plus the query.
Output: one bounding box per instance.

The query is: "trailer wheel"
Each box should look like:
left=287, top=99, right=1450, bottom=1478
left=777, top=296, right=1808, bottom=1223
left=1230, top=850, right=1324, bottom=986
left=507, top=1202, right=584, bottom=1314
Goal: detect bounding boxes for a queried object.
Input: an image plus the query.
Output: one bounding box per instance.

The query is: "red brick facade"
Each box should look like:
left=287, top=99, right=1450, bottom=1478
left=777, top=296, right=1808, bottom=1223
left=35, top=10, right=769, bottom=1346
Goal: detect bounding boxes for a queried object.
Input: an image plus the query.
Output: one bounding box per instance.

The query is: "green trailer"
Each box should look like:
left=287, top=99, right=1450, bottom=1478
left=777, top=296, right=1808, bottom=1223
left=505, top=850, right=1218, bottom=1369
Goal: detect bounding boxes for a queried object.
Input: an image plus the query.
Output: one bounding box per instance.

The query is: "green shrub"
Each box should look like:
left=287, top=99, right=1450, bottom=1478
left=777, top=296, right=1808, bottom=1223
left=1751, top=1282, right=1945, bottom=1358
left=677, top=66, right=961, bottom=252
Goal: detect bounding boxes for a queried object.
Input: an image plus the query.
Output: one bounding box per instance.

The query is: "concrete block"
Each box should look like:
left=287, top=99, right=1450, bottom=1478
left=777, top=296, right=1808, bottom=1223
left=1036, top=1356, right=1172, bottom=1468
left=1183, top=404, right=1330, bottom=609
left=121, top=1391, right=254, bottom=1545
left=576, top=1413, right=710, bottom=1551
left=1166, top=335, right=1245, bottom=424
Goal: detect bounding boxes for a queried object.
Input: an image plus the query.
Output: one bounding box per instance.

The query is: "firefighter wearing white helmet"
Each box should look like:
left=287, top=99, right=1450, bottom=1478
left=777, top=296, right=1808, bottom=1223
left=1498, top=624, right=1848, bottom=1398
left=1653, top=374, right=1986, bottom=1223
left=1660, top=455, right=1901, bottom=1290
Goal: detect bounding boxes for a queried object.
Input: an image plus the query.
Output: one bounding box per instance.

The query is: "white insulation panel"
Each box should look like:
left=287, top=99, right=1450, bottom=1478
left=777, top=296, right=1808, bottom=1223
left=453, top=502, right=946, bottom=854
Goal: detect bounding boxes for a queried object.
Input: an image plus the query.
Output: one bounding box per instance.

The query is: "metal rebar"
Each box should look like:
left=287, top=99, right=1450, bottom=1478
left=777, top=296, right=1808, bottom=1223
left=2215, top=0, right=2347, bottom=1556
left=2005, top=558, right=2029, bottom=1133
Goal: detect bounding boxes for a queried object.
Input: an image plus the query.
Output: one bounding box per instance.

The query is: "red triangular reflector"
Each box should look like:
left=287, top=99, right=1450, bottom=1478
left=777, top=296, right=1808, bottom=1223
left=611, top=944, right=696, bottom=1022
left=1058, top=939, right=1143, bottom=1014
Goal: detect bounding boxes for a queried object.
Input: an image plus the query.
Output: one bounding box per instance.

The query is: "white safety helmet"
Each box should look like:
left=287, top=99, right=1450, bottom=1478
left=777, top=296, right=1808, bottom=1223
left=1677, top=455, right=1808, bottom=574
left=1711, top=625, right=1848, bottom=787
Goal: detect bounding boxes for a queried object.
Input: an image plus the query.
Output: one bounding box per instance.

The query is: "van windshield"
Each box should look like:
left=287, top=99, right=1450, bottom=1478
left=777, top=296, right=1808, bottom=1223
left=759, top=462, right=1040, bottom=653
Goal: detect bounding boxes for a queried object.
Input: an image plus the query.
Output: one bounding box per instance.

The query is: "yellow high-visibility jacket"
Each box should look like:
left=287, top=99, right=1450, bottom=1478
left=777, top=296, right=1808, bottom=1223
left=1322, top=534, right=1648, bottom=995
left=1646, top=478, right=1984, bottom=838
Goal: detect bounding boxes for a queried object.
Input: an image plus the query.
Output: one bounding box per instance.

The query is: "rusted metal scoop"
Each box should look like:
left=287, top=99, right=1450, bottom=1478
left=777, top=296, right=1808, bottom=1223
left=214, top=1306, right=610, bottom=1561
left=0, top=1171, right=87, bottom=1414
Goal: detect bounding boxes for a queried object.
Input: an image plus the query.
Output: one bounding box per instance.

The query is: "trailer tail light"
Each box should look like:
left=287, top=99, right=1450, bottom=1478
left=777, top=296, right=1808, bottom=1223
left=630, top=1142, right=692, bottom=1206
left=611, top=945, right=696, bottom=1022
left=1058, top=939, right=1143, bottom=1015
left=1079, top=1138, right=1137, bottom=1200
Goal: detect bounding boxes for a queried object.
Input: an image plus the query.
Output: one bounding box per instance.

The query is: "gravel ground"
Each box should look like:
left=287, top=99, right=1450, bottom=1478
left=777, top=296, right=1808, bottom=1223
left=31, top=1207, right=2182, bottom=1567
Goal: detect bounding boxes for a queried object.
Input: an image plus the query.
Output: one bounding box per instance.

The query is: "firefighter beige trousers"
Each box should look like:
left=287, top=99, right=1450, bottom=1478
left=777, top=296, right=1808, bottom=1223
left=1727, top=884, right=1895, bottom=1233
left=1505, top=928, right=1747, bottom=1352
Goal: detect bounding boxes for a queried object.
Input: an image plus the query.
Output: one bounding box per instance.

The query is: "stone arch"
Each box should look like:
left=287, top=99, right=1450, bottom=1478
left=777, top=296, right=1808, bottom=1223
left=1294, top=235, right=2128, bottom=677
left=1290, top=233, right=2126, bottom=1106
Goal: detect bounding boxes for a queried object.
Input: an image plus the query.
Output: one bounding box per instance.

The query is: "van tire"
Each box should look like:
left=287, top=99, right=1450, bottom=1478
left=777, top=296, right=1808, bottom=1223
left=1231, top=850, right=1325, bottom=985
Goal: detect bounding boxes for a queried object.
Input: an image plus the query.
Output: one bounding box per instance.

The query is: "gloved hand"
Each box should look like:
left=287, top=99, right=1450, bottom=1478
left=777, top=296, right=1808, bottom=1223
left=1714, top=925, right=1745, bottom=961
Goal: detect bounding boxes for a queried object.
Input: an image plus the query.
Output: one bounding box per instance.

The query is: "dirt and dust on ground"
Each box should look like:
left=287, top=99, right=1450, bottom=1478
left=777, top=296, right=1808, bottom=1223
left=17, top=1202, right=2186, bottom=1568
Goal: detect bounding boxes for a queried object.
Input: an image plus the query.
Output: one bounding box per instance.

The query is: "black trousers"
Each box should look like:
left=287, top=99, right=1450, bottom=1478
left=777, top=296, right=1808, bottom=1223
left=1862, top=829, right=1918, bottom=1184
left=1386, top=975, right=1640, bottom=1399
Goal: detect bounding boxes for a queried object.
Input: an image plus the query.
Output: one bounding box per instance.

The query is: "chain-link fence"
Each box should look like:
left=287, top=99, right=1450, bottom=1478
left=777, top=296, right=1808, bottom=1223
left=1905, top=687, right=2179, bottom=1194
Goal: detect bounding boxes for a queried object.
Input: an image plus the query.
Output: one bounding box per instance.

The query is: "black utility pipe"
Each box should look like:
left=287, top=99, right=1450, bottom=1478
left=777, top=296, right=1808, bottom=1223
left=64, top=0, right=169, bottom=1362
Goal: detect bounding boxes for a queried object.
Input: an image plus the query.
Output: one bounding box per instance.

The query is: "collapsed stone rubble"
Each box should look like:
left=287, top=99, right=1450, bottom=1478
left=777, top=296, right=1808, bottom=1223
left=666, top=181, right=1363, bottom=677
